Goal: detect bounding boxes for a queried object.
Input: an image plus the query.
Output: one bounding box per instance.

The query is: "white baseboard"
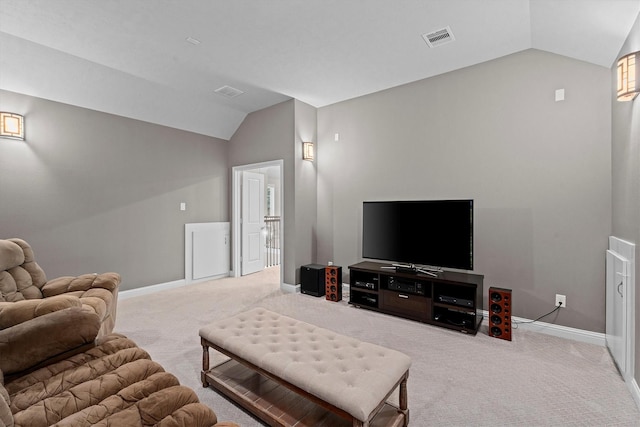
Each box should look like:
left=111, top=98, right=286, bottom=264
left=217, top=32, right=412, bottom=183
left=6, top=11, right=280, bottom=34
left=119, top=279, right=187, bottom=300
left=121, top=277, right=297, bottom=299
left=629, top=376, right=640, bottom=411
left=281, top=282, right=299, bottom=293
left=482, top=310, right=606, bottom=347
left=118, top=273, right=228, bottom=300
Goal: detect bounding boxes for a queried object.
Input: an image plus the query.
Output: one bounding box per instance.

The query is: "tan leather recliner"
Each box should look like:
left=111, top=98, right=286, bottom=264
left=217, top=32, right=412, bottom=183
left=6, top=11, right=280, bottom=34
left=0, top=238, right=120, bottom=337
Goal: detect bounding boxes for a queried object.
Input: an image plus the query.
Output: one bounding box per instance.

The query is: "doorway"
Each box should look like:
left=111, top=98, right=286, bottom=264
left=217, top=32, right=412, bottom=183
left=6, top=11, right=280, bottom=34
left=232, top=160, right=283, bottom=285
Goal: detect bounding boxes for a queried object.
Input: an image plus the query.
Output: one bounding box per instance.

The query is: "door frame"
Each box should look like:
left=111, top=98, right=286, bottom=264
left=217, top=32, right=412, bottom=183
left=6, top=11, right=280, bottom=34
left=232, top=160, right=284, bottom=285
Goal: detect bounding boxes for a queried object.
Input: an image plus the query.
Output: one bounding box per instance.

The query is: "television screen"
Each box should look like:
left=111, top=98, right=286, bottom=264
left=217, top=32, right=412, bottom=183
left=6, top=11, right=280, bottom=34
left=362, top=200, right=473, bottom=270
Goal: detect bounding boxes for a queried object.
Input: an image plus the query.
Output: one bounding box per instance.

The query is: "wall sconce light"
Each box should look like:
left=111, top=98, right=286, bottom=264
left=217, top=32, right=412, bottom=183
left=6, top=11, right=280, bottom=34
left=0, top=112, right=25, bottom=140
left=303, top=142, right=314, bottom=161
left=617, top=51, right=639, bottom=102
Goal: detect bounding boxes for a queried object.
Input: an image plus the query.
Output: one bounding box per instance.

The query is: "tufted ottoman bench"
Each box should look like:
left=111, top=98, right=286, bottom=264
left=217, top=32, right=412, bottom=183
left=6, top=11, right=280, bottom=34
left=199, top=307, right=411, bottom=427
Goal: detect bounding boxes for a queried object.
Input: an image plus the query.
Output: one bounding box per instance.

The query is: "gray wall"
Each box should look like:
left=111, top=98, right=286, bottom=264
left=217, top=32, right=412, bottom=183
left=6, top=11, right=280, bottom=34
left=228, top=99, right=318, bottom=286
left=611, top=11, right=640, bottom=396
left=294, top=100, right=319, bottom=276
left=228, top=100, right=297, bottom=284
left=317, top=49, right=612, bottom=332
left=0, top=90, right=228, bottom=291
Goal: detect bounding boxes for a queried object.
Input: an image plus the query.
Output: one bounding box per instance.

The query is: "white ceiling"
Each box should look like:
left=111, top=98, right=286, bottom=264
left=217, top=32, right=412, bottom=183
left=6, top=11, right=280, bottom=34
left=1, top=0, right=639, bottom=140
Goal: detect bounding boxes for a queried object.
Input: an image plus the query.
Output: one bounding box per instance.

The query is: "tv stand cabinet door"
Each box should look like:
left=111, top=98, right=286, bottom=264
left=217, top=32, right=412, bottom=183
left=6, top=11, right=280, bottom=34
left=380, top=289, right=430, bottom=322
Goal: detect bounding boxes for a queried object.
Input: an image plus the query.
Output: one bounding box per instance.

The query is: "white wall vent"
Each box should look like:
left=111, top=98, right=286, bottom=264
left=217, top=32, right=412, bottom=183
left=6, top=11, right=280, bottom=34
left=422, top=26, right=455, bottom=48
left=215, top=85, right=244, bottom=98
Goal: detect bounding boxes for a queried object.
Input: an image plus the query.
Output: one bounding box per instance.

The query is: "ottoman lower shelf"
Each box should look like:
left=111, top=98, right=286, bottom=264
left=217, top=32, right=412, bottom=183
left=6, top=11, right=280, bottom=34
left=203, top=358, right=407, bottom=427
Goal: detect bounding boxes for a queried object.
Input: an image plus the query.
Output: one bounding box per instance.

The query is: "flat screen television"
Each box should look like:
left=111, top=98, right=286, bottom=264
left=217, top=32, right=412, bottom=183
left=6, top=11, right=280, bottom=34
left=362, top=199, right=473, bottom=271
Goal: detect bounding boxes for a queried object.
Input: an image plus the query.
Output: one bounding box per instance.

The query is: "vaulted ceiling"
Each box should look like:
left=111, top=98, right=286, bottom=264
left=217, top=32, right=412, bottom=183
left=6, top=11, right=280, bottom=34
left=1, top=0, right=638, bottom=140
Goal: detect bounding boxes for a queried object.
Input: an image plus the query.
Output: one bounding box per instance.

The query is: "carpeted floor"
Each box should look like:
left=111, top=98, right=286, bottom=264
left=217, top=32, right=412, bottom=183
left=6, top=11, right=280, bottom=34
left=116, top=267, right=640, bottom=426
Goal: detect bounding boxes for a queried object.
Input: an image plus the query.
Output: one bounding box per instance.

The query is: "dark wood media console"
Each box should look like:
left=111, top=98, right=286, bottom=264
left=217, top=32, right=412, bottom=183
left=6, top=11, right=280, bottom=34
left=349, top=261, right=484, bottom=334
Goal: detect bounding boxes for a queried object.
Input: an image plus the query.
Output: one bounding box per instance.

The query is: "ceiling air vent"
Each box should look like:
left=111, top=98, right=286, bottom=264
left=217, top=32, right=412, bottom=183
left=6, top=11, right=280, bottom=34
left=214, top=85, right=244, bottom=99
left=422, top=26, right=455, bottom=48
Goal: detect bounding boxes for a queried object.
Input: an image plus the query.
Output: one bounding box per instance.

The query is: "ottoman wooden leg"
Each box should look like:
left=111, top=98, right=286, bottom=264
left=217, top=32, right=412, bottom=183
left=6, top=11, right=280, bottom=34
left=399, top=373, right=409, bottom=426
left=201, top=338, right=210, bottom=387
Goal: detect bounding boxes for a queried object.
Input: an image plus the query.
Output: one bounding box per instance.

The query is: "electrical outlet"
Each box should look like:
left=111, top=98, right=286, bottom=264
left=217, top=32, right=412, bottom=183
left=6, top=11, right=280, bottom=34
left=555, top=294, right=566, bottom=308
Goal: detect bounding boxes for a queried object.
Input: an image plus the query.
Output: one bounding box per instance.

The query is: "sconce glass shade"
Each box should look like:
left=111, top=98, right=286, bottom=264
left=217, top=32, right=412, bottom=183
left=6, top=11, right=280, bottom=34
left=303, top=142, right=314, bottom=161
left=617, top=51, right=639, bottom=101
left=0, top=112, right=25, bottom=140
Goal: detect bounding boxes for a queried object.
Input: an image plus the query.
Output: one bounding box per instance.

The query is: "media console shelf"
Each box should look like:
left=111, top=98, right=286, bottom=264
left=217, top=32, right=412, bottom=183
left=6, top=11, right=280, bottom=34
left=349, top=261, right=484, bottom=334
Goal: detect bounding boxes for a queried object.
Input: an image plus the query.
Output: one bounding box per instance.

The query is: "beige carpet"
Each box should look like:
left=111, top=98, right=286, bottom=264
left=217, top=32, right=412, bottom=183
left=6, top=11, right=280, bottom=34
left=116, top=267, right=640, bottom=426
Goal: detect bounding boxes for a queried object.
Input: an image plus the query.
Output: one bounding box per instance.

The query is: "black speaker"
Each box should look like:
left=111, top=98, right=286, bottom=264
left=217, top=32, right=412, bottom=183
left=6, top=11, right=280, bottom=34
left=325, top=265, right=342, bottom=302
left=488, top=287, right=512, bottom=341
left=300, top=264, right=325, bottom=297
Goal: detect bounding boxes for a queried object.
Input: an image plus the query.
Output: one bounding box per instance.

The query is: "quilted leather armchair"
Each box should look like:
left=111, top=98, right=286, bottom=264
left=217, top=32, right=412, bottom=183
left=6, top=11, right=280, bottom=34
left=0, top=238, right=120, bottom=338
left=0, top=306, right=238, bottom=427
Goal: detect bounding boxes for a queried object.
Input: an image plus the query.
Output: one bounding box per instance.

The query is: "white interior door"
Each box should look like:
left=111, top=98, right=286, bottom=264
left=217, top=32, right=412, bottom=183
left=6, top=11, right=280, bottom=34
left=241, top=171, right=265, bottom=275
left=606, top=249, right=628, bottom=376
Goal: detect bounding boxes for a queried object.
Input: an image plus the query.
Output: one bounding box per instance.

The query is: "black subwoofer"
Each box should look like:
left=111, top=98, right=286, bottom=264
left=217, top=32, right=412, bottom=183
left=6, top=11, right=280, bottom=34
left=488, top=287, right=512, bottom=341
left=300, top=264, right=326, bottom=297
